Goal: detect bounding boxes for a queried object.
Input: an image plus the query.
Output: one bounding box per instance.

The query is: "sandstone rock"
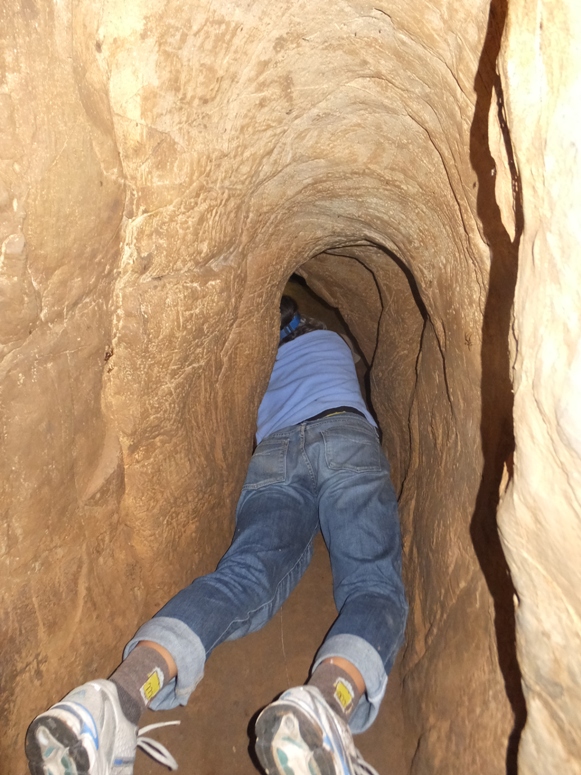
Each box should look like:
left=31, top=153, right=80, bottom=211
left=1, top=1, right=579, bottom=773
left=495, top=1, right=581, bottom=772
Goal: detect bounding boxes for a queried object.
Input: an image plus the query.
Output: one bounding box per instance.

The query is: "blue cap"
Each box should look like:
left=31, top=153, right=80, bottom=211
left=280, top=312, right=301, bottom=341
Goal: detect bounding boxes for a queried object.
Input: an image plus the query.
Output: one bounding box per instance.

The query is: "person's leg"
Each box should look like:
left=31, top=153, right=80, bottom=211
left=255, top=415, right=407, bottom=775
left=307, top=656, right=365, bottom=723
left=261, top=414, right=407, bottom=724
left=312, top=414, right=407, bottom=732
left=26, top=425, right=319, bottom=775
left=124, top=424, right=320, bottom=714
left=107, top=641, right=177, bottom=726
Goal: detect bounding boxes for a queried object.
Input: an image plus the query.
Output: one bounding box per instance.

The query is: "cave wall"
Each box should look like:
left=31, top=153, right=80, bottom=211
left=494, top=1, right=581, bottom=772
left=1, top=0, right=579, bottom=773
left=300, top=236, right=516, bottom=774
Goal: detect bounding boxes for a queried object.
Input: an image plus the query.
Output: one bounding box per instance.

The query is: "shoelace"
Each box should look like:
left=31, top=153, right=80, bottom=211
left=137, top=720, right=181, bottom=770
left=353, top=747, right=381, bottom=775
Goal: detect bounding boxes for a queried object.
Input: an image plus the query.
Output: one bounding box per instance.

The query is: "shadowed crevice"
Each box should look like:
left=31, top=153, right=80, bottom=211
left=469, top=0, right=526, bottom=772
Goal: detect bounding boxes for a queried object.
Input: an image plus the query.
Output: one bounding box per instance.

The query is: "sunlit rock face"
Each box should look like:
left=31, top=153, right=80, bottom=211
left=494, top=1, right=581, bottom=773
left=1, top=0, right=579, bottom=773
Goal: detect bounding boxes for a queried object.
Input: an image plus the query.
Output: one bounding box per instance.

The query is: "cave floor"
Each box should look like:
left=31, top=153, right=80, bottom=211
left=134, top=533, right=405, bottom=775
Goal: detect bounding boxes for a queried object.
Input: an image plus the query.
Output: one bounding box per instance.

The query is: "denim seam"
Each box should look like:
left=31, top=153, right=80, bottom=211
left=300, top=423, right=317, bottom=491
left=205, top=524, right=320, bottom=652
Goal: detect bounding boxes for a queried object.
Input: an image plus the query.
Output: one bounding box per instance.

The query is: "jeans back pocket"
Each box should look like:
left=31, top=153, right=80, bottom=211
left=242, top=437, right=289, bottom=489
left=322, top=426, right=383, bottom=472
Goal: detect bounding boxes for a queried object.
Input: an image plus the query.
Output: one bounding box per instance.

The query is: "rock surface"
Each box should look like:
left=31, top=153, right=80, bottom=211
left=1, top=0, right=578, bottom=773
left=494, top=1, right=581, bottom=773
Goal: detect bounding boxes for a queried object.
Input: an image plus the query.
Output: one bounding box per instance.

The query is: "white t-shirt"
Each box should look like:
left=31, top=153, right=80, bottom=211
left=256, top=330, right=376, bottom=443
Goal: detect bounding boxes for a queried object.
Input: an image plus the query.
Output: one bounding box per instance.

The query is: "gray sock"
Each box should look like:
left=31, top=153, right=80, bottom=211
left=307, top=661, right=363, bottom=722
left=110, top=645, right=171, bottom=726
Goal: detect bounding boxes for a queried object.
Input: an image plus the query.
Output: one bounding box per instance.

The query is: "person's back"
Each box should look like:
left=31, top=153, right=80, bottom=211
left=257, top=329, right=375, bottom=443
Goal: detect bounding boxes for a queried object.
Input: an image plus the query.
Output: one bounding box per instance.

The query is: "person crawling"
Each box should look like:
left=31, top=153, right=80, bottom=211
left=26, top=295, right=407, bottom=775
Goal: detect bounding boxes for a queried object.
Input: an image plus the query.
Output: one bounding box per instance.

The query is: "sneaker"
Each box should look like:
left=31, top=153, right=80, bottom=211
left=25, top=678, right=179, bottom=775
left=254, top=685, right=379, bottom=775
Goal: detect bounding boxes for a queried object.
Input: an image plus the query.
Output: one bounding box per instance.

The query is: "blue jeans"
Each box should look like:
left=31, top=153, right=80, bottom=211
left=125, top=414, right=408, bottom=732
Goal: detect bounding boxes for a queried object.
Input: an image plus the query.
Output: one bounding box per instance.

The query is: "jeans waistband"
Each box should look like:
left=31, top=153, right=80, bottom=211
left=304, top=406, right=366, bottom=423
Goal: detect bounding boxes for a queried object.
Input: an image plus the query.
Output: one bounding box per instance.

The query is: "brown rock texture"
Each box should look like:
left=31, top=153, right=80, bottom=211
left=494, top=1, right=581, bottom=773
left=1, top=0, right=578, bottom=773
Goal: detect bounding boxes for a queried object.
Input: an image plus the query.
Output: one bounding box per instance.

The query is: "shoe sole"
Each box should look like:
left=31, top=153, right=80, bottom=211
left=25, top=715, right=91, bottom=775
left=255, top=702, right=339, bottom=775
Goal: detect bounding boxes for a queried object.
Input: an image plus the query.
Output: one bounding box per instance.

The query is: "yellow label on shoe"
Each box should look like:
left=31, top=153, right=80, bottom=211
left=333, top=678, right=354, bottom=710
left=140, top=667, right=164, bottom=703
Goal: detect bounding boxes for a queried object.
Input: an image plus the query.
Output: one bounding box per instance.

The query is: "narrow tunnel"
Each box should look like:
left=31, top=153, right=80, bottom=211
left=128, top=252, right=523, bottom=775
left=2, top=1, right=581, bottom=774
left=150, top=219, right=524, bottom=773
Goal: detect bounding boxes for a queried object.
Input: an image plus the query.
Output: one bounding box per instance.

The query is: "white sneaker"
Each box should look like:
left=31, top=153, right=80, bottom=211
left=255, top=685, right=380, bottom=775
left=25, top=679, right=179, bottom=775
